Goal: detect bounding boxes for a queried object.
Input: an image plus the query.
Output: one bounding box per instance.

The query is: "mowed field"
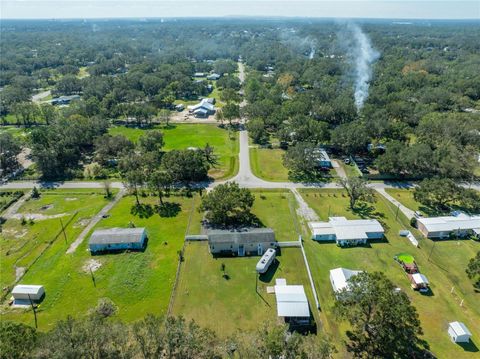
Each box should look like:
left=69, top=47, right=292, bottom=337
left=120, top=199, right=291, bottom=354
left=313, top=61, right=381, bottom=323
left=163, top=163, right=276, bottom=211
left=172, top=190, right=318, bottom=335
left=1, top=191, right=200, bottom=331
left=299, top=189, right=480, bottom=359
left=109, top=124, right=239, bottom=180
left=250, top=147, right=290, bottom=182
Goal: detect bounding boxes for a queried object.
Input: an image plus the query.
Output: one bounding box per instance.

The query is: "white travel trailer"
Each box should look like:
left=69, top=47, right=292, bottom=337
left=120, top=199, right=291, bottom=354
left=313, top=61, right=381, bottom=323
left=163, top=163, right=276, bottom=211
left=256, top=248, right=276, bottom=273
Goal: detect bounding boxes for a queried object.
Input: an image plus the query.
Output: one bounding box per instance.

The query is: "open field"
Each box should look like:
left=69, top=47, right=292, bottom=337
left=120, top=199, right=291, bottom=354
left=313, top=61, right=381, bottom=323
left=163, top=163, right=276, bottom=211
left=250, top=190, right=300, bottom=242
left=299, top=189, right=480, bottom=358
left=172, top=242, right=315, bottom=336
left=1, top=193, right=199, bottom=330
left=250, top=147, right=290, bottom=182
left=109, top=124, right=239, bottom=180
left=0, top=189, right=114, bottom=292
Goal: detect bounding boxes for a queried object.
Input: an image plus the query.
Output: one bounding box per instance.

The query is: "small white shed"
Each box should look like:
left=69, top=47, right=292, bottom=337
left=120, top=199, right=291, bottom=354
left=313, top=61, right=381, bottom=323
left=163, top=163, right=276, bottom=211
left=448, top=321, right=472, bottom=343
left=12, top=285, right=45, bottom=302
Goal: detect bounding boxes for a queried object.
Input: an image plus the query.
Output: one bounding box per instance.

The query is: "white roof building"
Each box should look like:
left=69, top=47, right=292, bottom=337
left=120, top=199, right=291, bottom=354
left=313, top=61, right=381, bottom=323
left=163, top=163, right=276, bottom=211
left=274, top=284, right=310, bottom=318
left=448, top=321, right=472, bottom=343
left=310, top=217, right=385, bottom=246
left=417, top=214, right=480, bottom=238
left=12, top=285, right=45, bottom=301
left=329, top=267, right=362, bottom=293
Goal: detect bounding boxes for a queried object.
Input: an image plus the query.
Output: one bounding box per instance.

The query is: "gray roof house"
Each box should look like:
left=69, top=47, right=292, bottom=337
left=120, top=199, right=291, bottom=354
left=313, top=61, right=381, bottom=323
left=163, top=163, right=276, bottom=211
left=207, top=228, right=277, bottom=256
left=89, top=227, right=147, bottom=254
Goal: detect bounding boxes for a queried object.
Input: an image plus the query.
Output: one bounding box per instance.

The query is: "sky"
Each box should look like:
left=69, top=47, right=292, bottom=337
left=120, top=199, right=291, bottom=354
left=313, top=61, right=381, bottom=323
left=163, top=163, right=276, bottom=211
left=1, top=0, right=479, bottom=20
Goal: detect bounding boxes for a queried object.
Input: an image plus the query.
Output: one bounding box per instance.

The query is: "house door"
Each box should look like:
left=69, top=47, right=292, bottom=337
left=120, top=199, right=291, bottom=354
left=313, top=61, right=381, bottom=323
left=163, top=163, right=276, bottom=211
left=257, top=244, right=263, bottom=255
left=238, top=245, right=245, bottom=257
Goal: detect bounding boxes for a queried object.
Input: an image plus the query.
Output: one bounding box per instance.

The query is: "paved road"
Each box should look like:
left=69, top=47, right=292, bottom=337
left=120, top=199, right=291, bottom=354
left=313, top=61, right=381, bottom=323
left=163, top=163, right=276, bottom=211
left=66, top=188, right=126, bottom=254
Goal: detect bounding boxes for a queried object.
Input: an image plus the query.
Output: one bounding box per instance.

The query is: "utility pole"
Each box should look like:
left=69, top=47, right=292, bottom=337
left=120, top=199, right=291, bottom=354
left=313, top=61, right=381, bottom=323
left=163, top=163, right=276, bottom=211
left=27, top=294, right=38, bottom=328
left=90, top=266, right=96, bottom=287
left=60, top=218, right=67, bottom=245
left=395, top=204, right=400, bottom=220
left=428, top=240, right=436, bottom=262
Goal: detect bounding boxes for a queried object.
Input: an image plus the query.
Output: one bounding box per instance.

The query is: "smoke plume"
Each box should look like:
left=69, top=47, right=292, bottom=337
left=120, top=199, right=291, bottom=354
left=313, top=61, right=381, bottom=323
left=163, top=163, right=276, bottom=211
left=346, top=24, right=379, bottom=112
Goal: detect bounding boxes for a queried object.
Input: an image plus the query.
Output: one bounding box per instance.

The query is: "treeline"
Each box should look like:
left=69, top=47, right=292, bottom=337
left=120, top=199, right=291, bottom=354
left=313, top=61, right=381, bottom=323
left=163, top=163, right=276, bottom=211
left=0, top=314, right=333, bottom=359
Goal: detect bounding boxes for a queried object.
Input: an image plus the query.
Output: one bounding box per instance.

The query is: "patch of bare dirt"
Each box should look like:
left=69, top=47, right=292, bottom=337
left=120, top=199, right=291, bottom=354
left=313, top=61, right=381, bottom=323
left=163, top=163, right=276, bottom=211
left=15, top=266, right=26, bottom=281
left=65, top=197, right=78, bottom=201
left=83, top=259, right=102, bottom=273
left=11, top=213, right=69, bottom=221
left=40, top=204, right=54, bottom=211
left=74, top=218, right=91, bottom=228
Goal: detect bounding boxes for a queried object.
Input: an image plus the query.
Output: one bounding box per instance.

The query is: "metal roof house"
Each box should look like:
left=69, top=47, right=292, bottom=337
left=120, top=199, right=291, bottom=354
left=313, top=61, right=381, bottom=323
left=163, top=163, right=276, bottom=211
left=416, top=214, right=480, bottom=239
left=314, top=148, right=332, bottom=168
left=188, top=98, right=216, bottom=117
left=89, top=227, right=147, bottom=254
left=12, top=285, right=45, bottom=303
left=207, top=228, right=276, bottom=256
left=51, top=95, right=80, bottom=105
left=448, top=322, right=472, bottom=343
left=274, top=283, right=310, bottom=325
left=207, top=73, right=221, bottom=80
left=329, top=268, right=362, bottom=294
left=309, top=217, right=385, bottom=246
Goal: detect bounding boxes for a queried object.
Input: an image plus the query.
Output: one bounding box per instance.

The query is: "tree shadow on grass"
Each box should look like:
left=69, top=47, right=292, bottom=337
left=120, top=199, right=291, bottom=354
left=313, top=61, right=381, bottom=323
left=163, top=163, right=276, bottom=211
left=351, top=202, right=385, bottom=221
left=288, top=170, right=332, bottom=184
left=156, top=202, right=182, bottom=218
left=131, top=203, right=154, bottom=218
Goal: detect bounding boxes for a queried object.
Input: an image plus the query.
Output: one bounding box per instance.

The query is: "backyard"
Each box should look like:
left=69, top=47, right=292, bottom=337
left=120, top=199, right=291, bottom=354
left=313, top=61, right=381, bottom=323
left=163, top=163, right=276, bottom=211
left=172, top=242, right=315, bottom=336
left=1, top=192, right=201, bottom=330
left=299, top=189, right=480, bottom=358
left=109, top=123, right=238, bottom=180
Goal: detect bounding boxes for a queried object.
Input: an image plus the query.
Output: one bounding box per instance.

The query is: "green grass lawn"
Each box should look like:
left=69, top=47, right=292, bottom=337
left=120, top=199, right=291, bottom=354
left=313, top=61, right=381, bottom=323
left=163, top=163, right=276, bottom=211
left=250, top=147, right=290, bottom=182
left=109, top=124, right=239, bottom=180
left=172, top=242, right=315, bottom=336
left=1, top=193, right=199, bottom=331
left=339, top=161, right=361, bottom=178
left=250, top=190, right=300, bottom=242
left=0, top=126, right=31, bottom=140
left=0, top=189, right=114, bottom=292
left=299, top=189, right=480, bottom=359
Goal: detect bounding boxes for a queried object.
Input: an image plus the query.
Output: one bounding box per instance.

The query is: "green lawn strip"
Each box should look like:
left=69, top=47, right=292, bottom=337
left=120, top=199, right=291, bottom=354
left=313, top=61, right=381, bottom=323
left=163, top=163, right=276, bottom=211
left=250, top=190, right=300, bottom=242
left=250, top=147, right=290, bottom=182
left=339, top=161, right=361, bottom=178
left=108, top=124, right=238, bottom=180
left=298, top=189, right=480, bottom=358
left=172, top=242, right=315, bottom=336
left=0, top=190, right=113, bottom=291
left=0, top=125, right=31, bottom=140
left=1, top=194, right=197, bottom=330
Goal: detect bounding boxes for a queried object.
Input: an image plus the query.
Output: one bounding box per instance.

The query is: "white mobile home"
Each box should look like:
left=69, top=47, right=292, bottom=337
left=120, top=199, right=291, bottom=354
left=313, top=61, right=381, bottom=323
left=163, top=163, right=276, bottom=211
left=416, top=214, right=480, bottom=239
left=310, top=217, right=385, bottom=246
left=448, top=322, right=472, bottom=343
left=12, top=285, right=45, bottom=302
left=207, top=228, right=277, bottom=256
left=89, top=227, right=147, bottom=254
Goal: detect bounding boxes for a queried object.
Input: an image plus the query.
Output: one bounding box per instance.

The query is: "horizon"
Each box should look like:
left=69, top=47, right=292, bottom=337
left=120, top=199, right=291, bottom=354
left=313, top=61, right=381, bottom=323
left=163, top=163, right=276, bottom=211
left=1, top=1, right=479, bottom=20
